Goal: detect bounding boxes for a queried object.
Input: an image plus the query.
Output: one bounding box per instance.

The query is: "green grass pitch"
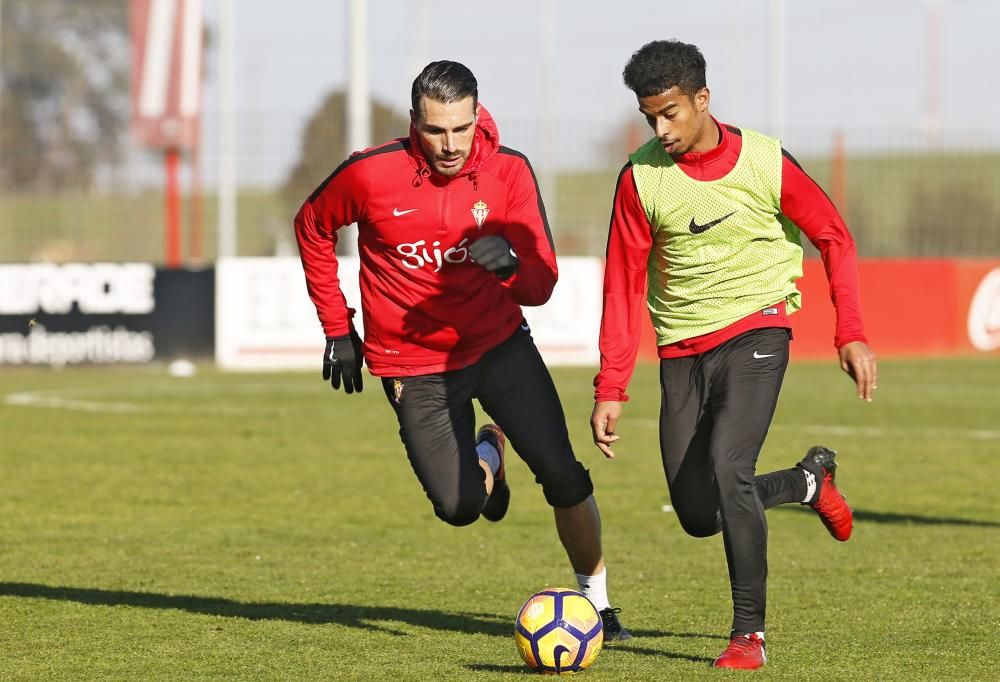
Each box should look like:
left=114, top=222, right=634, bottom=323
left=0, top=358, right=997, bottom=680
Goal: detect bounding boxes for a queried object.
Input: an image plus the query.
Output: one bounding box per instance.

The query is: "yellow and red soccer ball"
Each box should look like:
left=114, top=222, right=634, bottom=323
left=514, top=587, right=604, bottom=674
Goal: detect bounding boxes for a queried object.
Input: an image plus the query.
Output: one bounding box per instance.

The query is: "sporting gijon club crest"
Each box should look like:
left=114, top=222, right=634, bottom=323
left=471, top=200, right=489, bottom=228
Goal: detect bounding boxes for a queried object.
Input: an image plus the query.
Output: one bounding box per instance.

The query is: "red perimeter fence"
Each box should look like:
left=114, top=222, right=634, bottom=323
left=636, top=259, right=1000, bottom=361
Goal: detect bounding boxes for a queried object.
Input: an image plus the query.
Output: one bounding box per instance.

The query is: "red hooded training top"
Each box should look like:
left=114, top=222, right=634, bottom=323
left=295, top=106, right=557, bottom=378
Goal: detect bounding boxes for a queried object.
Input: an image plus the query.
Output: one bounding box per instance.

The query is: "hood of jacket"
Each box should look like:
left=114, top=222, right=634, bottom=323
left=407, top=104, right=501, bottom=185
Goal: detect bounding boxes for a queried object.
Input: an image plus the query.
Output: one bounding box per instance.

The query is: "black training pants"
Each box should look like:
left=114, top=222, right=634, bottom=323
left=381, top=325, right=594, bottom=527
left=659, top=327, right=791, bottom=634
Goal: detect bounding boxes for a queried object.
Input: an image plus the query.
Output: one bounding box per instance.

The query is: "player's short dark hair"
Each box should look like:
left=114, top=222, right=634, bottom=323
left=622, top=40, right=707, bottom=98
left=411, top=61, right=478, bottom=116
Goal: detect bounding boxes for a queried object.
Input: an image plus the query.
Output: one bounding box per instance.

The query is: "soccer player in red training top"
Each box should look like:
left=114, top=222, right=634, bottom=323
left=295, top=61, right=630, bottom=639
left=590, top=41, right=878, bottom=668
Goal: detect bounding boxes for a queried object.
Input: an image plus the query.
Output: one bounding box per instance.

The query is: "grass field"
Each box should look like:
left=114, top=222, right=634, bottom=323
left=1, top=358, right=998, bottom=680
left=0, top=189, right=288, bottom=264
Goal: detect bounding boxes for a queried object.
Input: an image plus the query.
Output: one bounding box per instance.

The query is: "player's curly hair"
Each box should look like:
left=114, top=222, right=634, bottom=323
left=411, top=61, right=478, bottom=115
left=623, top=40, right=707, bottom=99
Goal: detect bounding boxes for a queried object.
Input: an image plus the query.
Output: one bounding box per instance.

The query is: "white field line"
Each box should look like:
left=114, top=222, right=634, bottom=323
left=894, top=383, right=1000, bottom=394
left=5, top=385, right=998, bottom=442
left=629, top=419, right=1000, bottom=441
left=5, top=392, right=143, bottom=413
left=775, top=423, right=1000, bottom=441
left=2, top=382, right=310, bottom=415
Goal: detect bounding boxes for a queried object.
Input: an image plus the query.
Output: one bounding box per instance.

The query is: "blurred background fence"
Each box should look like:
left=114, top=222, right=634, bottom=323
left=4, top=121, right=999, bottom=263
left=2, top=0, right=999, bottom=265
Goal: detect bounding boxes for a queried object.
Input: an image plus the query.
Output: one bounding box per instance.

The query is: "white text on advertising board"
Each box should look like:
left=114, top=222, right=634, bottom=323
left=0, top=263, right=156, bottom=315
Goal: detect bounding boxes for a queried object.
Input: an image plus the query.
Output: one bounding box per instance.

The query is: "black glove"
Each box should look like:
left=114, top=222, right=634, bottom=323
left=469, top=235, right=519, bottom=280
left=323, top=331, right=364, bottom=394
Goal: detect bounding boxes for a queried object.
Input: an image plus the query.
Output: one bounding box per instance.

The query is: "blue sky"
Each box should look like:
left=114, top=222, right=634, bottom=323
left=198, top=0, right=1000, bottom=186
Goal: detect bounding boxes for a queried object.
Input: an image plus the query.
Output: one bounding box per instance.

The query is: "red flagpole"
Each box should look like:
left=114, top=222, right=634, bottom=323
left=165, top=147, right=182, bottom=268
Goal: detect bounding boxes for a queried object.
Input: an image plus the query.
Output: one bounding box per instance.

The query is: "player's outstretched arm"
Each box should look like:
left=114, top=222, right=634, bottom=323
left=838, top=340, right=877, bottom=402
left=590, top=401, right=623, bottom=459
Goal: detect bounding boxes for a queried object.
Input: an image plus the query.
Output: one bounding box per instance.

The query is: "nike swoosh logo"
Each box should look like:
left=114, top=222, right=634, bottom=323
left=393, top=208, right=418, bottom=217
left=689, top=211, right=736, bottom=234
left=753, top=351, right=776, bottom=359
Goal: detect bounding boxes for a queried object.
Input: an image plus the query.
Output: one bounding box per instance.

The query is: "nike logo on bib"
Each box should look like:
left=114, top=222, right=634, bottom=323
left=753, top=351, right=776, bottom=359
left=393, top=208, right=418, bottom=217
left=689, top=211, right=736, bottom=234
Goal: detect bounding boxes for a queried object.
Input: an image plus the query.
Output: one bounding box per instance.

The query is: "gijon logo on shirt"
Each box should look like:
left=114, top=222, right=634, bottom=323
left=471, top=200, right=489, bottom=228
left=396, top=238, right=470, bottom=272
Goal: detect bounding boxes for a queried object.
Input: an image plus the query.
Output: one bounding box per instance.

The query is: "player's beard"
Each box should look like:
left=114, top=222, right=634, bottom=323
left=433, top=153, right=467, bottom=177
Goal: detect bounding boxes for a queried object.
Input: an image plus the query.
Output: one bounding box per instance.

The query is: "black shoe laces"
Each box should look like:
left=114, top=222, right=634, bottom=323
left=600, top=607, right=622, bottom=629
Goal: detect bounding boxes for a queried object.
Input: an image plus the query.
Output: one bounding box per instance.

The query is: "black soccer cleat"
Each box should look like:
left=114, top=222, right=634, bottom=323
left=599, top=607, right=633, bottom=641
left=798, top=445, right=853, bottom=541
left=478, top=424, right=510, bottom=522
left=800, top=445, right=838, bottom=479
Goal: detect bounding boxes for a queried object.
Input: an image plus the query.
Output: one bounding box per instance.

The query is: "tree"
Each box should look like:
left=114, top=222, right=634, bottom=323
left=0, top=0, right=129, bottom=192
left=281, top=90, right=409, bottom=211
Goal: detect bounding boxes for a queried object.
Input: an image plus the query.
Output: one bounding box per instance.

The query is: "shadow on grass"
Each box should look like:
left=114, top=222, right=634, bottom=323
left=466, top=642, right=715, bottom=672
left=465, top=664, right=529, bottom=674
left=626, top=629, right=725, bottom=640
left=602, top=643, right=715, bottom=664
left=0, top=582, right=711, bottom=645
left=0, top=582, right=509, bottom=637
left=776, top=505, right=1000, bottom=528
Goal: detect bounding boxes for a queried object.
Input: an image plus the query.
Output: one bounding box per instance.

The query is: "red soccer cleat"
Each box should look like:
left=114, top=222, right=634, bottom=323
left=713, top=633, right=766, bottom=669
left=478, top=424, right=509, bottom=522
left=801, top=446, right=854, bottom=542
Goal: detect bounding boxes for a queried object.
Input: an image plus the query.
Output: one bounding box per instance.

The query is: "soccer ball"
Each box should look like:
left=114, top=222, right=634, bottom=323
left=514, top=587, right=604, bottom=674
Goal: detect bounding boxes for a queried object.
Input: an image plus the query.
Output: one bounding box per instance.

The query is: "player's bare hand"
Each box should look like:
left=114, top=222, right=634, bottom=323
left=590, top=401, right=622, bottom=459
left=838, top=340, right=877, bottom=402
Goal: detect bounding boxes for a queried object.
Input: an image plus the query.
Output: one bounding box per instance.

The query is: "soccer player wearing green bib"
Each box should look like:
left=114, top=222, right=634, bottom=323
left=590, top=40, right=878, bottom=669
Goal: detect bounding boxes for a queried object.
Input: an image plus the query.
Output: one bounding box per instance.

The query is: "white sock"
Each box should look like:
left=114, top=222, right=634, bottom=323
left=575, top=567, right=610, bottom=611
left=476, top=440, right=500, bottom=476
left=802, top=468, right=817, bottom=503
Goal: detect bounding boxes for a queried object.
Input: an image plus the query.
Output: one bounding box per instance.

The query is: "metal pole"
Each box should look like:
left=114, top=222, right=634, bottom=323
left=0, top=0, right=5, bottom=135
left=190, top=117, right=204, bottom=264
left=217, top=0, right=237, bottom=259
left=538, top=0, right=559, bottom=249
left=831, top=129, right=847, bottom=216
left=768, top=0, right=785, bottom=140
left=343, top=0, right=370, bottom=256
left=924, top=0, right=943, bottom=146
left=347, top=0, right=370, bottom=154
left=732, top=0, right=746, bottom=123
left=408, top=0, right=428, bottom=81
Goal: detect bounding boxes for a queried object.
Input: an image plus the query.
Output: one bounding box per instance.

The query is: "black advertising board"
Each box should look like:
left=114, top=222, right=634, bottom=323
left=0, top=264, right=214, bottom=365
